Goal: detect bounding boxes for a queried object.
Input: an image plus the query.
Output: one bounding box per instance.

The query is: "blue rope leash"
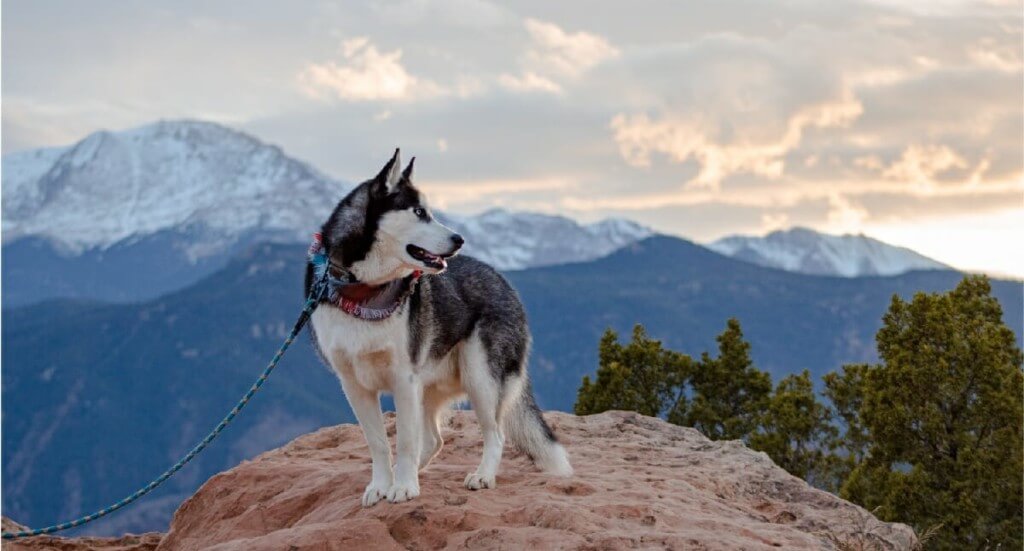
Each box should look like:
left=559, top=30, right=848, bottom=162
left=2, top=278, right=326, bottom=540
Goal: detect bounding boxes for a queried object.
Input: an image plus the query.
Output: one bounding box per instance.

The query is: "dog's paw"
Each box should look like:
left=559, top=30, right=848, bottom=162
left=463, top=472, right=496, bottom=490
left=362, top=482, right=390, bottom=507
left=386, top=482, right=420, bottom=503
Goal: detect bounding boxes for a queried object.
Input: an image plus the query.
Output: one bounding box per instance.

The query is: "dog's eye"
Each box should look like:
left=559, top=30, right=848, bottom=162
left=413, top=207, right=428, bottom=220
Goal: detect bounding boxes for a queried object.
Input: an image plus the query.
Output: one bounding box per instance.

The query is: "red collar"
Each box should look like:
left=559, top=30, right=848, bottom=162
left=334, top=271, right=422, bottom=321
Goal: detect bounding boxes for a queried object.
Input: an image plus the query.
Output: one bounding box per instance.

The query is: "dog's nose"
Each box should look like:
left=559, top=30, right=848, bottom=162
left=451, top=233, right=465, bottom=248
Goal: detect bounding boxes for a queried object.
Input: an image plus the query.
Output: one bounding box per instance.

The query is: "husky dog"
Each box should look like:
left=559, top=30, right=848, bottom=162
left=306, top=150, right=572, bottom=506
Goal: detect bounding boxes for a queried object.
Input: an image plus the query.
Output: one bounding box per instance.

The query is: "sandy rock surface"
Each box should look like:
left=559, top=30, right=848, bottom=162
left=5, top=411, right=916, bottom=550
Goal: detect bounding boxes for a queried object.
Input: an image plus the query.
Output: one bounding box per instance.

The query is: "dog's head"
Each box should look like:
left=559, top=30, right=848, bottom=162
left=320, top=149, right=463, bottom=284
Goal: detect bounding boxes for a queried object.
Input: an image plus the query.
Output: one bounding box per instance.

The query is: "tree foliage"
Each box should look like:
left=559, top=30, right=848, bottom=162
left=671, top=319, right=772, bottom=440
left=822, top=363, right=871, bottom=482
left=838, top=276, right=1023, bottom=549
left=575, top=275, right=1022, bottom=549
left=575, top=325, right=691, bottom=417
left=748, top=370, right=838, bottom=487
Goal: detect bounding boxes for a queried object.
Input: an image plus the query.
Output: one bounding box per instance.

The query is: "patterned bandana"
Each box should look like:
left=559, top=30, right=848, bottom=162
left=307, top=233, right=421, bottom=321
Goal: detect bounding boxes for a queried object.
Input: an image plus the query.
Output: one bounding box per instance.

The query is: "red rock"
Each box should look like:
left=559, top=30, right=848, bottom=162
left=5, top=411, right=917, bottom=550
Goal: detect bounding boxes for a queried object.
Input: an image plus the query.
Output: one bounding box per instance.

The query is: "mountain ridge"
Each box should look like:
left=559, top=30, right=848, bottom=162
left=709, top=226, right=949, bottom=277
left=1, top=120, right=650, bottom=306
left=2, top=119, right=340, bottom=256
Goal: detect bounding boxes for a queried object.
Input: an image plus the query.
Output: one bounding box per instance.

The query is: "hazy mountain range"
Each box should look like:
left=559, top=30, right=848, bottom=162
left=2, top=119, right=970, bottom=309
left=1, top=120, right=649, bottom=306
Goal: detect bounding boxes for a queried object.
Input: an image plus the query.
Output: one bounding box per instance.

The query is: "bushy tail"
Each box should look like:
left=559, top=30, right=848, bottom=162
left=503, top=381, right=573, bottom=476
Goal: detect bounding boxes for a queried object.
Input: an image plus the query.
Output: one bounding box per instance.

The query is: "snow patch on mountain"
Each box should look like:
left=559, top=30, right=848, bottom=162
left=709, top=227, right=949, bottom=277
left=440, top=208, right=652, bottom=270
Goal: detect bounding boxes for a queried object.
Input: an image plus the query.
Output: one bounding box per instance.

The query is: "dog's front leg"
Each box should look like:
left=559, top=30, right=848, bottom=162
left=388, top=373, right=423, bottom=503
left=341, top=378, right=393, bottom=507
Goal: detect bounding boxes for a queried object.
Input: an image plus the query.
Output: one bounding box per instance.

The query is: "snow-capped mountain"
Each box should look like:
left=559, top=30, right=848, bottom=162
left=708, top=227, right=949, bottom=277
left=440, top=209, right=651, bottom=270
left=1, top=120, right=651, bottom=305
left=2, top=120, right=343, bottom=258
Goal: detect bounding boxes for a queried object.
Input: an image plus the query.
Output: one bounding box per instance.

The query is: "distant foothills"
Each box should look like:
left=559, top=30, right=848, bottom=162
left=2, top=119, right=970, bottom=309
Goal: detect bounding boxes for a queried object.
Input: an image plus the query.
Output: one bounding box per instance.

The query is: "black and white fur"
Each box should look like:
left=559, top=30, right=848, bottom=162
left=306, top=150, right=572, bottom=506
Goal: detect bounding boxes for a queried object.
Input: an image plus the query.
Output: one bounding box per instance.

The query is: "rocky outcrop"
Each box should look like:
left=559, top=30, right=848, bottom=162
left=6, top=411, right=917, bottom=550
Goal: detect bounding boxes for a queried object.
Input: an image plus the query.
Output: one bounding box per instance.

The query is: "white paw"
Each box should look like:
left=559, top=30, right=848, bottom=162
left=464, top=472, right=496, bottom=490
left=362, top=481, right=390, bottom=507
left=386, top=482, right=420, bottom=503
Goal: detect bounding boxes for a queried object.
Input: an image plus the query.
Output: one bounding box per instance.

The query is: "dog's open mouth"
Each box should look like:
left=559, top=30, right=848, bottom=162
left=406, top=244, right=454, bottom=270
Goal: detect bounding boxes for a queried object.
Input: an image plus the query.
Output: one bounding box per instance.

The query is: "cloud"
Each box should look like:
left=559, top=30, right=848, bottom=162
left=881, top=144, right=970, bottom=186
left=371, top=0, right=512, bottom=28
left=824, top=193, right=871, bottom=233
left=498, top=72, right=563, bottom=93
left=300, top=19, right=619, bottom=101
left=760, top=212, right=791, bottom=232
left=299, top=38, right=444, bottom=102
left=500, top=18, right=618, bottom=94
left=968, top=37, right=1022, bottom=72
left=3, top=0, right=1021, bottom=274
left=582, top=29, right=872, bottom=189
left=418, top=176, right=577, bottom=211
left=609, top=89, right=862, bottom=189
left=521, top=18, right=619, bottom=78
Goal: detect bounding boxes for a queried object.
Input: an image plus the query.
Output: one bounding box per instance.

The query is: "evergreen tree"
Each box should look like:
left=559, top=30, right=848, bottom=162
left=676, top=319, right=771, bottom=440
left=575, top=325, right=691, bottom=417
left=839, top=276, right=1023, bottom=549
left=821, top=363, right=871, bottom=486
left=748, top=370, right=839, bottom=489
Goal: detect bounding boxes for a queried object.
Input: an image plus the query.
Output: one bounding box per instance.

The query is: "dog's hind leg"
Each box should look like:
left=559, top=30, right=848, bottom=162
left=419, top=386, right=448, bottom=470
left=460, top=333, right=506, bottom=490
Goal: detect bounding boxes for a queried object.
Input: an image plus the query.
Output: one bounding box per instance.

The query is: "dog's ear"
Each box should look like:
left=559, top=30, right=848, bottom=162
left=401, top=157, right=415, bottom=183
left=372, top=148, right=402, bottom=196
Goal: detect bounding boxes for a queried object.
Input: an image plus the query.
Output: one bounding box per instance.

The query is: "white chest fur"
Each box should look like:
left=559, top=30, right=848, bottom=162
left=311, top=305, right=413, bottom=392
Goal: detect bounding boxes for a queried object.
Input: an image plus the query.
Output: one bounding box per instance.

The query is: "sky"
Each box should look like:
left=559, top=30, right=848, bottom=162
left=2, top=0, right=1022, bottom=276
